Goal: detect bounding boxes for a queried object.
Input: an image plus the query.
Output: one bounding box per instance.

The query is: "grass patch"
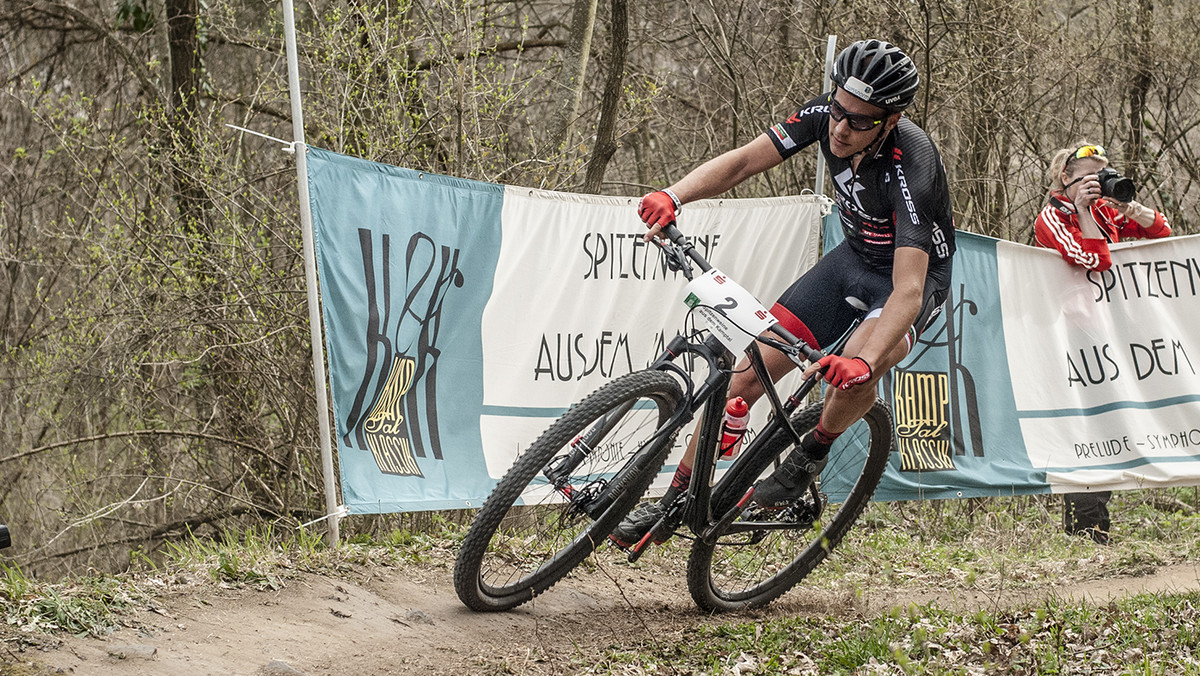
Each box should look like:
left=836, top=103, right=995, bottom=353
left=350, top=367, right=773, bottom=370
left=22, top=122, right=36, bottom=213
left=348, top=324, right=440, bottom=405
left=591, top=592, right=1200, bottom=674
left=0, top=564, right=144, bottom=637
left=2, top=488, right=1200, bottom=672
left=808, top=489, right=1200, bottom=597
left=0, top=516, right=471, bottom=641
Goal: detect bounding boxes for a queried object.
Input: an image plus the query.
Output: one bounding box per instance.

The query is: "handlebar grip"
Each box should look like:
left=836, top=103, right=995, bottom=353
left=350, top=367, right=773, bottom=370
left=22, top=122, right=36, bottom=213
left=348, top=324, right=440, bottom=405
left=656, top=223, right=713, bottom=273
left=660, top=222, right=686, bottom=245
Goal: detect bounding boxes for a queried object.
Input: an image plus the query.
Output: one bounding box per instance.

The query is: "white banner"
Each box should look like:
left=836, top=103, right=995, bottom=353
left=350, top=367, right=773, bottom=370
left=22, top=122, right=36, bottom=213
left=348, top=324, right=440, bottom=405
left=998, top=235, right=1200, bottom=493
left=479, top=190, right=826, bottom=480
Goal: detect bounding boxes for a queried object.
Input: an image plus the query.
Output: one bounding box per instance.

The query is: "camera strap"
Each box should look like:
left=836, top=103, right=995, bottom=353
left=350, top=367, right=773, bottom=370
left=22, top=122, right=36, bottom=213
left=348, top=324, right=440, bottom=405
left=1049, top=192, right=1113, bottom=243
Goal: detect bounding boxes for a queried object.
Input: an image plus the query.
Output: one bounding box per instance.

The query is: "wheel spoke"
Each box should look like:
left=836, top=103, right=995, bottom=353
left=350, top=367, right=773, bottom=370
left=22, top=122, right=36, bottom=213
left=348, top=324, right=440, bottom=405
left=454, top=372, right=683, bottom=611
left=688, top=400, right=892, bottom=611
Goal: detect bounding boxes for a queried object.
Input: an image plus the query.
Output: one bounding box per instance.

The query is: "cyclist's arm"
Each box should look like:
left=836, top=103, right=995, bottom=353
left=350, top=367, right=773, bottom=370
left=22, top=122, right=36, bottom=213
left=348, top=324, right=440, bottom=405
left=857, top=246, right=927, bottom=370
left=643, top=135, right=783, bottom=240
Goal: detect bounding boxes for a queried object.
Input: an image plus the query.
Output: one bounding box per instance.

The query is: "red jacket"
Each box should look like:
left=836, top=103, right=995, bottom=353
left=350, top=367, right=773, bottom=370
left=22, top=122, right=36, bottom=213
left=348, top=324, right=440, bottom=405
left=1034, top=193, right=1170, bottom=271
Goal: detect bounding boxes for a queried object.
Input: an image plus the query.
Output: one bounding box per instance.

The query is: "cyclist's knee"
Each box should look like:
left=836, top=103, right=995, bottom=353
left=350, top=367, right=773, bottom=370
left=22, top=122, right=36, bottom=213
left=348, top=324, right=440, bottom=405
left=727, top=371, right=764, bottom=405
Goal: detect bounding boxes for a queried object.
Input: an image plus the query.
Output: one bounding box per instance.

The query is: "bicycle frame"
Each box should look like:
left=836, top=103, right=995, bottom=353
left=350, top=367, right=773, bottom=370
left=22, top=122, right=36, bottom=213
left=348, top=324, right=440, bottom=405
left=611, top=224, right=861, bottom=560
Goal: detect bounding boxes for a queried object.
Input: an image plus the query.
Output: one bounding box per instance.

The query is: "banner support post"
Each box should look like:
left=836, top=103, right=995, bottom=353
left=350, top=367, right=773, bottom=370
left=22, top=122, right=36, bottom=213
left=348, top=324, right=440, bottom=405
left=282, top=0, right=341, bottom=547
left=815, top=34, right=837, bottom=197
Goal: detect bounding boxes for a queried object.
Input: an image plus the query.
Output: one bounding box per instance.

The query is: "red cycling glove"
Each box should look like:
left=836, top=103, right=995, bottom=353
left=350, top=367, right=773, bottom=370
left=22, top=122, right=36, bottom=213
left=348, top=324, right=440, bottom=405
left=638, top=190, right=679, bottom=228
left=817, top=355, right=873, bottom=390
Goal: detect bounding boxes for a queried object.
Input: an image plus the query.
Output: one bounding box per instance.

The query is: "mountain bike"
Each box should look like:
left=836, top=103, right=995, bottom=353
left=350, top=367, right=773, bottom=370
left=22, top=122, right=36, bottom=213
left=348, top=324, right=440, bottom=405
left=453, top=224, right=894, bottom=613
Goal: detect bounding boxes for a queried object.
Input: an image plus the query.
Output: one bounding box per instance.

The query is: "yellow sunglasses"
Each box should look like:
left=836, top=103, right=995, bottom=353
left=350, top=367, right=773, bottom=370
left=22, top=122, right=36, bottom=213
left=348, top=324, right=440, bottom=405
left=1073, top=145, right=1106, bottom=159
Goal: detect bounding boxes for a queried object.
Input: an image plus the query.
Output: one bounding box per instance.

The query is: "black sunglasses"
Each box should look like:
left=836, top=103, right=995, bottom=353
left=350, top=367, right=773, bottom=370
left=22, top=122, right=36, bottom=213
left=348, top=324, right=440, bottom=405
left=828, top=96, right=885, bottom=132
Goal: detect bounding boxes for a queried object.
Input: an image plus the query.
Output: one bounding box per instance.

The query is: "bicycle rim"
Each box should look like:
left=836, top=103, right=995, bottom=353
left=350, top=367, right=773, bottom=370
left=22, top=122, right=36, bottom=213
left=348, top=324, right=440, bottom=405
left=454, top=370, right=682, bottom=611
left=687, top=399, right=893, bottom=612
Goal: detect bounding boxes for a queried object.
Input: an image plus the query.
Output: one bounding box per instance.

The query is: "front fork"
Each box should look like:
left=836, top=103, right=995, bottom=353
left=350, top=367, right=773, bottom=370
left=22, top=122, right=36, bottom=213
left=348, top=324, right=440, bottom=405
left=540, top=333, right=716, bottom=522
left=541, top=399, right=636, bottom=516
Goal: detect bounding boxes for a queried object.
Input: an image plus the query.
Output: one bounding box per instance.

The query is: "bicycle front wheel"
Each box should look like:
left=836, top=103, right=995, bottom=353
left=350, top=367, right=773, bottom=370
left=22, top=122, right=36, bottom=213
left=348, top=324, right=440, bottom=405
left=454, top=370, right=683, bottom=612
left=686, top=399, right=893, bottom=612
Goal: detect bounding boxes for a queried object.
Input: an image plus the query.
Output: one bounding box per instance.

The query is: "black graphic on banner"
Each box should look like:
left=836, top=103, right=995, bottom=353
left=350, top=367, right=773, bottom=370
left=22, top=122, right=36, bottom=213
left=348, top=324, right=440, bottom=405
left=341, top=229, right=464, bottom=477
left=882, top=283, right=984, bottom=471
left=892, top=370, right=953, bottom=471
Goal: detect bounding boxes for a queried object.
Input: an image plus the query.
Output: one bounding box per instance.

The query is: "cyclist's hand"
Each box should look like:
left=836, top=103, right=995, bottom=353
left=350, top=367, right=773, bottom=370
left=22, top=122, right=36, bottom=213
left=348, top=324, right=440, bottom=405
left=816, top=355, right=873, bottom=390
left=638, top=190, right=679, bottom=240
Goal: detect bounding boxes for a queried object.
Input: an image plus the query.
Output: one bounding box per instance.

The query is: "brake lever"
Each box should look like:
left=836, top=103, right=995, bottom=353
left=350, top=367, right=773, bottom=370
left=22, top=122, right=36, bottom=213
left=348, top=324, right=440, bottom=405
left=652, top=237, right=694, bottom=277
left=757, top=335, right=828, bottom=374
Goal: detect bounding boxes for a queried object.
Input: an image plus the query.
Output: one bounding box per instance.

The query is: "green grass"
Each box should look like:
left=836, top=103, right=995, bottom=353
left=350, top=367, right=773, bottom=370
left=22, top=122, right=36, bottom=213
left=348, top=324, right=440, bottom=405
left=805, top=489, right=1200, bottom=597
left=0, top=518, right=468, bottom=639
left=578, top=488, right=1200, bottom=674
left=0, top=564, right=144, bottom=637
left=592, top=592, right=1200, bottom=674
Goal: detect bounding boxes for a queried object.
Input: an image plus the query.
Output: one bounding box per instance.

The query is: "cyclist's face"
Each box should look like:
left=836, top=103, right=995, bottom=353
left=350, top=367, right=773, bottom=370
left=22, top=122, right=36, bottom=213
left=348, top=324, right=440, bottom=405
left=828, top=89, right=894, bottom=158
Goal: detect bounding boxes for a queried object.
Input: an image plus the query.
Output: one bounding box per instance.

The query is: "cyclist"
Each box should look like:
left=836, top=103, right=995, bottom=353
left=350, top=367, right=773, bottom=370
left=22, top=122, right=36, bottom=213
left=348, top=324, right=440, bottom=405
left=612, top=39, right=956, bottom=546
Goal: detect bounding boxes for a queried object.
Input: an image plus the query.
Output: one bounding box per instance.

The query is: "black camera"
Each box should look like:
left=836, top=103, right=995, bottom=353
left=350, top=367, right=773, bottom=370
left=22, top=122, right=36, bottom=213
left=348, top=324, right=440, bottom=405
left=1096, top=167, right=1136, bottom=203
left=0, top=524, right=9, bottom=549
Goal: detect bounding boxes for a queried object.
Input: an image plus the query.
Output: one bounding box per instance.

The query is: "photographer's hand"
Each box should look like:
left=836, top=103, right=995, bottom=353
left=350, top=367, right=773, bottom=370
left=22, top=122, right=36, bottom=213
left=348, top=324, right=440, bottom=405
left=1071, top=174, right=1102, bottom=211
left=1104, top=198, right=1157, bottom=229
left=1064, top=173, right=1106, bottom=241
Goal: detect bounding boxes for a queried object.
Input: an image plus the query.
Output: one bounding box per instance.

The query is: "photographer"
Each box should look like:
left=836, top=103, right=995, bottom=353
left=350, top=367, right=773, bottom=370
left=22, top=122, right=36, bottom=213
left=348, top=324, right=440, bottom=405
left=1034, top=143, right=1170, bottom=272
left=1033, top=142, right=1172, bottom=544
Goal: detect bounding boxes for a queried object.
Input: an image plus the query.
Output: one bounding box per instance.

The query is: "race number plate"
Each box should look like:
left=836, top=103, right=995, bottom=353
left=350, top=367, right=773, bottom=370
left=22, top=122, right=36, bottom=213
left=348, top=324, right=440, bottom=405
left=682, top=268, right=777, bottom=354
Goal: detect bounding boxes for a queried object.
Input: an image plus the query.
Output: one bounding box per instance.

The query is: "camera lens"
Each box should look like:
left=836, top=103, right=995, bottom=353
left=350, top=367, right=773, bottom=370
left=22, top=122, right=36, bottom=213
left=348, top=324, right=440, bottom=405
left=1097, top=168, right=1136, bottom=202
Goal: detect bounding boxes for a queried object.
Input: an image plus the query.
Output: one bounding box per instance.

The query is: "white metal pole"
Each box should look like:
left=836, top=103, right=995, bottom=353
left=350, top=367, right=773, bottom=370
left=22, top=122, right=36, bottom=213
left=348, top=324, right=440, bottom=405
left=282, top=0, right=341, bottom=547
left=814, top=34, right=837, bottom=197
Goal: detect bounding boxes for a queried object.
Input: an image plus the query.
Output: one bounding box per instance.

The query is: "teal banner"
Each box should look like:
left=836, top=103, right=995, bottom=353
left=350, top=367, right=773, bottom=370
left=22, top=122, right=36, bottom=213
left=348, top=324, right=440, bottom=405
left=309, top=149, right=502, bottom=513
left=820, top=215, right=1042, bottom=500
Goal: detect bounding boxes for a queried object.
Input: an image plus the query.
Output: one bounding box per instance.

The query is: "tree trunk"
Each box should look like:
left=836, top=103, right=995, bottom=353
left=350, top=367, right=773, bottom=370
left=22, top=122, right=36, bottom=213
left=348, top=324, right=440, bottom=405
left=165, top=0, right=208, bottom=234
left=581, top=0, right=627, bottom=194
left=1126, top=0, right=1154, bottom=185
left=547, top=0, right=599, bottom=175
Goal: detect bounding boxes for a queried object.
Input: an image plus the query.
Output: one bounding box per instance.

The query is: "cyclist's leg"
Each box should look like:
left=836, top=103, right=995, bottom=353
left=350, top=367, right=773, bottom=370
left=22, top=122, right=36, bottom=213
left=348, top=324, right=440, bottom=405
left=609, top=345, right=795, bottom=545
left=820, top=257, right=950, bottom=434
left=751, top=319, right=901, bottom=507
left=659, top=243, right=865, bottom=474
left=681, top=347, right=796, bottom=456
left=754, top=254, right=948, bottom=506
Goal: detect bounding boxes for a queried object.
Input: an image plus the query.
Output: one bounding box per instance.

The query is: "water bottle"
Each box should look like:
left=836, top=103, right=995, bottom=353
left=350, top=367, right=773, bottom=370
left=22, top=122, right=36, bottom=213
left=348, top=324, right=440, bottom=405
left=719, top=397, right=750, bottom=458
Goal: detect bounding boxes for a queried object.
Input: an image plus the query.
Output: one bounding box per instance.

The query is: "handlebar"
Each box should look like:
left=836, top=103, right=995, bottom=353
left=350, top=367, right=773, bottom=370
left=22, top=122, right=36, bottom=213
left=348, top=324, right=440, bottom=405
left=659, top=223, right=713, bottom=274
left=655, top=222, right=824, bottom=365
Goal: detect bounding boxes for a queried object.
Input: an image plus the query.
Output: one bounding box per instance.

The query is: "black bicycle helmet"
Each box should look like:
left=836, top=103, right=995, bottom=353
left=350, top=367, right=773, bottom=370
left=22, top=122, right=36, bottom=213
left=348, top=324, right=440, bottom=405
left=830, top=40, right=919, bottom=112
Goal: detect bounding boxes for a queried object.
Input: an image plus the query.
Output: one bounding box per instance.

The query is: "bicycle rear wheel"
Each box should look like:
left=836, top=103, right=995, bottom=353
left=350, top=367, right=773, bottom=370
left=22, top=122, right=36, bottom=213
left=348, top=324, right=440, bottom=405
left=686, top=399, right=893, bottom=612
left=454, top=370, right=683, bottom=612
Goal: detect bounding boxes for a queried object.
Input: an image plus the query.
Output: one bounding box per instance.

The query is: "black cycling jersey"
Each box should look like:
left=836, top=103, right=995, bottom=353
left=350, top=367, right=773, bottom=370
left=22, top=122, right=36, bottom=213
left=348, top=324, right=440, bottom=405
left=767, top=92, right=956, bottom=273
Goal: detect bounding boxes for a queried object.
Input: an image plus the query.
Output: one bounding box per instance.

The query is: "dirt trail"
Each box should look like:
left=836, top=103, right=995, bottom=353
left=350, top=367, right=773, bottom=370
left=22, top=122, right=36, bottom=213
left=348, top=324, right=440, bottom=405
left=8, top=557, right=1199, bottom=676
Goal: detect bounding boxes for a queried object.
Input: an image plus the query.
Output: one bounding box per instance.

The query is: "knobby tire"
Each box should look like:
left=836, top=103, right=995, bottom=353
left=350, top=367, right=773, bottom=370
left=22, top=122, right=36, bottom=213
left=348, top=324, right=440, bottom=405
left=686, top=399, right=893, bottom=612
left=454, top=370, right=683, bottom=611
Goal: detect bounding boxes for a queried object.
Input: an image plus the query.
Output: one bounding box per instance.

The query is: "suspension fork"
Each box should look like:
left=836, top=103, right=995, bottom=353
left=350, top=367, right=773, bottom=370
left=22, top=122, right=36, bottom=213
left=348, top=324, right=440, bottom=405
left=544, top=335, right=724, bottom=517
left=542, top=400, right=636, bottom=491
